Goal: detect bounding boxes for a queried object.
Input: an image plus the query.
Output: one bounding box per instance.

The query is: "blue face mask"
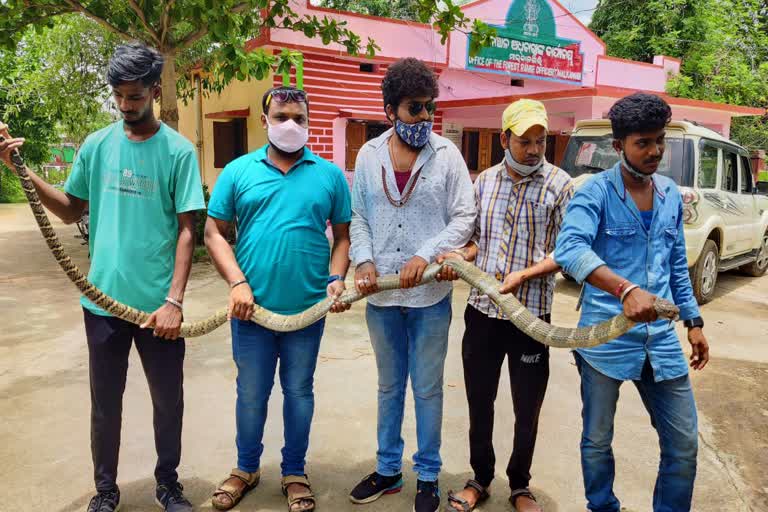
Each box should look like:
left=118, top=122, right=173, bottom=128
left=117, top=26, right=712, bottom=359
left=395, top=119, right=433, bottom=149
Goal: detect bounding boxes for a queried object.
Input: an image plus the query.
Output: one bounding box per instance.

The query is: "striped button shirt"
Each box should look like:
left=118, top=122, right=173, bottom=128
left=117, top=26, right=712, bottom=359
left=468, top=161, right=574, bottom=319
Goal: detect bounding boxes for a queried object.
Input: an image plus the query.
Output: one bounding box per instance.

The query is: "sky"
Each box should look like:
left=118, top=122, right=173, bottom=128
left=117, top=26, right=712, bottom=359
left=560, top=0, right=600, bottom=25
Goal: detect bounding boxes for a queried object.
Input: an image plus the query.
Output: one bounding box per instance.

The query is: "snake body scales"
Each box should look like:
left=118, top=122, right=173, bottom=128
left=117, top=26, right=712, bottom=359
left=5, top=140, right=679, bottom=347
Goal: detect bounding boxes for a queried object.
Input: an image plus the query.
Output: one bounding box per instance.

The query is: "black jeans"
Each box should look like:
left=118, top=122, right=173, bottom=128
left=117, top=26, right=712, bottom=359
left=84, top=308, right=185, bottom=492
left=461, top=304, right=550, bottom=490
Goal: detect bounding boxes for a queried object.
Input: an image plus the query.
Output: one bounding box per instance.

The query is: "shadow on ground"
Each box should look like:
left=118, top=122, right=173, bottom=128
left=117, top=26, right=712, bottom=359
left=55, top=460, right=560, bottom=511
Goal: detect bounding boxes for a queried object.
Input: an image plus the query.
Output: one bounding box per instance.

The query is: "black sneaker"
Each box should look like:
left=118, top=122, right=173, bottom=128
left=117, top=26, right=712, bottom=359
left=349, top=472, right=403, bottom=504
left=86, top=490, right=120, bottom=512
left=155, top=482, right=193, bottom=512
left=414, top=479, right=439, bottom=512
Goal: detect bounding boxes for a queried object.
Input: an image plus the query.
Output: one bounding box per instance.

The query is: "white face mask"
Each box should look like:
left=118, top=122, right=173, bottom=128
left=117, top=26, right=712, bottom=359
left=266, top=119, right=308, bottom=154
left=504, top=148, right=544, bottom=176
left=620, top=150, right=653, bottom=182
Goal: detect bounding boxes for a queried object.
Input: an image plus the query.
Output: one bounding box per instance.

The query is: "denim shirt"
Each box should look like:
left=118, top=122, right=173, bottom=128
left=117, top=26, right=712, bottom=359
left=554, top=164, right=700, bottom=382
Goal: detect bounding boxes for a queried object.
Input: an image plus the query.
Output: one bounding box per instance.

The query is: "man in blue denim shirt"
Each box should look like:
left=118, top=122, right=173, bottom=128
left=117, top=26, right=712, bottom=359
left=554, top=93, right=710, bottom=512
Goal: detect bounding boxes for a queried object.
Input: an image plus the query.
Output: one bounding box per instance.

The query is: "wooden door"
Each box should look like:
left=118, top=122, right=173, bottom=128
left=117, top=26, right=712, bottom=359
left=462, top=130, right=481, bottom=173
left=462, top=129, right=502, bottom=173
left=345, top=122, right=367, bottom=171
left=477, top=129, right=502, bottom=171
left=213, top=119, right=248, bottom=169
left=552, top=134, right=570, bottom=167
left=488, top=130, right=504, bottom=168
left=478, top=130, right=492, bottom=171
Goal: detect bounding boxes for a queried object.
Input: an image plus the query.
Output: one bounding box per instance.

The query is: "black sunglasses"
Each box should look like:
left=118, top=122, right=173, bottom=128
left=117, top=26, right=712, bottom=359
left=407, top=100, right=437, bottom=117
left=268, top=88, right=307, bottom=106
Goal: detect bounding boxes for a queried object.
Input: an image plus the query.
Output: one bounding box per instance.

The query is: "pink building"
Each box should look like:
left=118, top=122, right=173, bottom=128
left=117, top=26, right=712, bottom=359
left=186, top=0, right=764, bottom=185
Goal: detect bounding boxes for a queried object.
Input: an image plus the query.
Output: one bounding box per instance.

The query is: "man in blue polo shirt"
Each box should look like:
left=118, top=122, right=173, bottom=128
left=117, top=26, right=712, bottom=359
left=205, top=86, right=352, bottom=512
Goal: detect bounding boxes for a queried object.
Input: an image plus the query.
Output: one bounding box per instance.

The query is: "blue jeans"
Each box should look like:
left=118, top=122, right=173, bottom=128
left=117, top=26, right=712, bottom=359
left=231, top=317, right=325, bottom=477
left=574, top=352, right=698, bottom=512
left=366, top=295, right=452, bottom=482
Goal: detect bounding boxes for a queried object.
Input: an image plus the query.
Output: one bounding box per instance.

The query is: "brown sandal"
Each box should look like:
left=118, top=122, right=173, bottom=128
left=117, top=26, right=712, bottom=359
left=509, top=488, right=542, bottom=512
left=446, top=480, right=490, bottom=511
left=281, top=475, right=316, bottom=512
left=211, top=468, right=260, bottom=510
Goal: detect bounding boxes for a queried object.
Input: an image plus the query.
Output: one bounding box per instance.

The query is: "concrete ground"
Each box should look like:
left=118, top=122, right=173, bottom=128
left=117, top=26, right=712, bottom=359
left=1, top=202, right=766, bottom=512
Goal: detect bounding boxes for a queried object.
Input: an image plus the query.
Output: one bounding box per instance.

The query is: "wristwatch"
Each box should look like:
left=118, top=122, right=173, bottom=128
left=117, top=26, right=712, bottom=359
left=683, top=316, right=704, bottom=329
left=327, top=274, right=343, bottom=284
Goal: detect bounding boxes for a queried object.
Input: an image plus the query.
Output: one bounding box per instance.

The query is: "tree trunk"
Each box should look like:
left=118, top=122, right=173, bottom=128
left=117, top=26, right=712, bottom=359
left=160, top=53, right=180, bottom=131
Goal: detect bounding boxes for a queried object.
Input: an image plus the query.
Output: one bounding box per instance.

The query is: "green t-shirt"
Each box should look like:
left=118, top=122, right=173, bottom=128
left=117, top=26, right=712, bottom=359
left=65, top=121, right=205, bottom=316
left=207, top=145, right=352, bottom=315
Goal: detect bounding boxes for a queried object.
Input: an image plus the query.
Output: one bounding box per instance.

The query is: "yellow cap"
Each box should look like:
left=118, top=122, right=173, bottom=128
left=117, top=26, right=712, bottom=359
left=502, top=99, right=549, bottom=136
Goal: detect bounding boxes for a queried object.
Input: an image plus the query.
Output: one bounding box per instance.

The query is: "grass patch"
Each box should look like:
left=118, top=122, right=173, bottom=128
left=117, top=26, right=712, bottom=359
left=1, top=165, right=70, bottom=203
left=0, top=167, right=27, bottom=203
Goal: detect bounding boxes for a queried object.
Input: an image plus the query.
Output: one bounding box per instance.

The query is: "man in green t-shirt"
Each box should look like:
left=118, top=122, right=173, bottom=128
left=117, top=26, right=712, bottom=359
left=0, top=43, right=204, bottom=512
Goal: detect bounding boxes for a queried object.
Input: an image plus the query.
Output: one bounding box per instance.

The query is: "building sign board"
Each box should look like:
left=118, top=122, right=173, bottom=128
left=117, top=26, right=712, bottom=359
left=467, top=0, right=584, bottom=84
left=443, top=122, right=463, bottom=149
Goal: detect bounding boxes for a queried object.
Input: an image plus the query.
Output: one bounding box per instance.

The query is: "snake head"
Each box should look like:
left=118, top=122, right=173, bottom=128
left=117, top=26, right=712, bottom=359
left=0, top=134, right=9, bottom=162
left=654, top=298, right=680, bottom=322
left=0, top=133, right=25, bottom=168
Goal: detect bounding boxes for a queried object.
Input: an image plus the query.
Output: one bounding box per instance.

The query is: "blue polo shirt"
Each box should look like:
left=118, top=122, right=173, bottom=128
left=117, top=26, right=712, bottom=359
left=207, top=145, right=351, bottom=315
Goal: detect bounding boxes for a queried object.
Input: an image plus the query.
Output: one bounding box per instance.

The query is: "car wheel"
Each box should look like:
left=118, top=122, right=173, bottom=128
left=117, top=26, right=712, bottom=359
left=741, top=232, right=768, bottom=277
left=691, top=239, right=719, bottom=305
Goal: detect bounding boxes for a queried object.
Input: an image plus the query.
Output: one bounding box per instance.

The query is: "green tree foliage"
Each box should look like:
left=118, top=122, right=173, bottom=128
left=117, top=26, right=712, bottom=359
left=0, top=43, right=56, bottom=201
left=0, top=0, right=493, bottom=131
left=590, top=0, right=768, bottom=149
left=730, top=115, right=768, bottom=150
left=5, top=15, right=120, bottom=147
left=319, top=0, right=420, bottom=21
left=0, top=15, right=117, bottom=200
left=0, top=46, right=58, bottom=166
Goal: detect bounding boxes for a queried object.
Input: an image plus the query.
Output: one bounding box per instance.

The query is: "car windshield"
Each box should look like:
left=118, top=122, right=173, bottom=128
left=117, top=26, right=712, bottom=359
left=561, top=135, right=689, bottom=185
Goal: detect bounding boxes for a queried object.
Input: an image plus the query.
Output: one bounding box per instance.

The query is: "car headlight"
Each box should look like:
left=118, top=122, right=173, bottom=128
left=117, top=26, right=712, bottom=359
left=680, top=187, right=699, bottom=224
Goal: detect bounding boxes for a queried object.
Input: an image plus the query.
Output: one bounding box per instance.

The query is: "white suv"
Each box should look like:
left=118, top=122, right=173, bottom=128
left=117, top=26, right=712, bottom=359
left=561, top=120, right=768, bottom=304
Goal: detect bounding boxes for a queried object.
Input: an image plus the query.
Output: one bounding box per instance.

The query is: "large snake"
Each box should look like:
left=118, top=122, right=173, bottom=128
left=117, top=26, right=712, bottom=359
left=2, top=135, right=679, bottom=347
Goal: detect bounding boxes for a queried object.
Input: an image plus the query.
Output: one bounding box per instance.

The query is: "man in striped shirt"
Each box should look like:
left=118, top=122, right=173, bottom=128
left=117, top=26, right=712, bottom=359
left=439, top=99, right=573, bottom=512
